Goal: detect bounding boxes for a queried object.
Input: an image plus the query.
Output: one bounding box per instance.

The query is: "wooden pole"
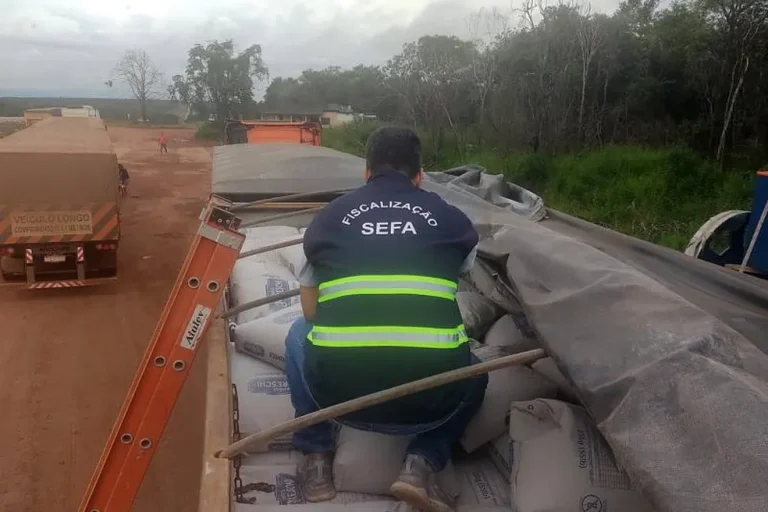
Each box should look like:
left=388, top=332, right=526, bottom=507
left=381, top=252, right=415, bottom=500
left=215, top=348, right=546, bottom=459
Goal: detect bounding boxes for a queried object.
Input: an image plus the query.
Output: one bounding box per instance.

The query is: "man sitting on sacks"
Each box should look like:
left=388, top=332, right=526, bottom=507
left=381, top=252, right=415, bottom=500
left=284, top=125, right=488, bottom=512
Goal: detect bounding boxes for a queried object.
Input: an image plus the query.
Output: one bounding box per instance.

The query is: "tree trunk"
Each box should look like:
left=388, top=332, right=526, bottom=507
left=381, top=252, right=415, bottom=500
left=717, top=56, right=749, bottom=163
left=140, top=97, right=148, bottom=123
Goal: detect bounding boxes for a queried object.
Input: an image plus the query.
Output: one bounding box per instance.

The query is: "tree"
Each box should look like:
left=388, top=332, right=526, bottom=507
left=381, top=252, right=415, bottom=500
left=170, top=40, right=268, bottom=123
left=114, top=50, right=163, bottom=122
left=577, top=9, right=603, bottom=142
left=263, top=65, right=394, bottom=118
left=255, top=0, right=768, bottom=162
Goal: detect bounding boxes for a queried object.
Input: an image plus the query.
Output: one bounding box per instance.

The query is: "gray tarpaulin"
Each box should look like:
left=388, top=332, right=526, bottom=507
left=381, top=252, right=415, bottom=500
left=213, top=144, right=768, bottom=512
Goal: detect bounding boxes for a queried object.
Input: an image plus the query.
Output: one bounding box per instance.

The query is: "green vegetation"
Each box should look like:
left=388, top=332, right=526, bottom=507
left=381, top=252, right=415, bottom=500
left=266, top=0, right=767, bottom=251
left=194, top=122, right=221, bottom=141
left=323, top=122, right=754, bottom=250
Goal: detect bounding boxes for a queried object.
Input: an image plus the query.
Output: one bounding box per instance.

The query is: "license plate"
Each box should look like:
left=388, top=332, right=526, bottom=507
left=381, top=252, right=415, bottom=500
left=44, top=255, right=66, bottom=263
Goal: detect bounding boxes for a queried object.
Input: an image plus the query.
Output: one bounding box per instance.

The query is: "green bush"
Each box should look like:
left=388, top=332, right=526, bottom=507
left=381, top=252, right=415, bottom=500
left=321, top=121, right=381, bottom=156
left=323, top=123, right=755, bottom=251
left=535, top=146, right=753, bottom=248
left=195, top=123, right=221, bottom=141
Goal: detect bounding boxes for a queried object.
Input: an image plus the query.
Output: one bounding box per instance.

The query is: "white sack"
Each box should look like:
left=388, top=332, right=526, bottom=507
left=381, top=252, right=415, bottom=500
left=486, top=434, right=512, bottom=483
left=236, top=500, right=512, bottom=512
left=453, top=456, right=511, bottom=507
left=456, top=291, right=503, bottom=340
left=460, top=346, right=559, bottom=453
left=230, top=259, right=301, bottom=324
left=333, top=427, right=457, bottom=496
left=484, top=314, right=539, bottom=352
left=509, top=399, right=655, bottom=512
left=466, top=263, right=497, bottom=297
left=237, top=464, right=397, bottom=506
left=239, top=225, right=301, bottom=266
left=278, top=243, right=307, bottom=279
left=531, top=357, right=579, bottom=402
left=233, top=303, right=304, bottom=370
left=230, top=349, right=295, bottom=450
left=236, top=505, right=511, bottom=512
left=235, top=504, right=397, bottom=512
left=242, top=449, right=302, bottom=468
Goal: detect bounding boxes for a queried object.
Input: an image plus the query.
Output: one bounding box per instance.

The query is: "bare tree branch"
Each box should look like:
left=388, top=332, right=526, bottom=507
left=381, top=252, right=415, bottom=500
left=114, top=50, right=164, bottom=122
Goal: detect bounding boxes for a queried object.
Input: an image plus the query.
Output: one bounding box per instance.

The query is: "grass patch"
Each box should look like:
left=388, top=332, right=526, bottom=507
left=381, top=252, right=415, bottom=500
left=322, top=123, right=754, bottom=250
left=195, top=123, right=221, bottom=141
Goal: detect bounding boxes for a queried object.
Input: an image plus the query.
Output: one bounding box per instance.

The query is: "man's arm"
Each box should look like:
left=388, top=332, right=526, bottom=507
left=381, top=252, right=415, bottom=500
left=298, top=260, right=319, bottom=322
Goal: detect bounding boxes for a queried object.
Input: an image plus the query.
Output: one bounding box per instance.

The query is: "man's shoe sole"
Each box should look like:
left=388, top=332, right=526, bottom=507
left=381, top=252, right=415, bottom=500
left=304, top=489, right=337, bottom=503
left=390, top=481, right=453, bottom=512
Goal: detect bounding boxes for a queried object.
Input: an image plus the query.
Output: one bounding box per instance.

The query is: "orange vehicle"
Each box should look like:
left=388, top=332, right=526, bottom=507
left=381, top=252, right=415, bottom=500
left=0, top=117, right=120, bottom=288
left=224, top=119, right=322, bottom=146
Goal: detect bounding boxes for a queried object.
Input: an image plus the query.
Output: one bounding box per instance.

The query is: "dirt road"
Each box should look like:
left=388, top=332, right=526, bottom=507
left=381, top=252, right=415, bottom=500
left=0, top=127, right=212, bottom=511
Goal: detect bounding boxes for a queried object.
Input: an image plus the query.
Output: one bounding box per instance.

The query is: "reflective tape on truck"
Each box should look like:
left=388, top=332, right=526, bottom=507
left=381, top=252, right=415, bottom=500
left=0, top=202, right=119, bottom=245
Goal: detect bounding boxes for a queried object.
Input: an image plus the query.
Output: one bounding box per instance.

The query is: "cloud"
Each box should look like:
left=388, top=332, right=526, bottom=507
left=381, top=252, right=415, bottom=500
left=0, top=0, right=621, bottom=98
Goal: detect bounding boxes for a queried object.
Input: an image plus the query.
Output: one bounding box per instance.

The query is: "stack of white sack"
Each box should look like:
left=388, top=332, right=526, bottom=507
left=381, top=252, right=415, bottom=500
left=459, top=342, right=559, bottom=454
left=482, top=313, right=539, bottom=352
left=232, top=303, right=303, bottom=370
left=333, top=427, right=458, bottom=496
left=231, top=225, right=310, bottom=363
left=332, top=426, right=512, bottom=507
left=235, top=505, right=512, bottom=512
left=483, top=312, right=581, bottom=403
left=530, top=357, right=580, bottom=403
left=235, top=459, right=512, bottom=511
left=456, top=291, right=504, bottom=341
left=505, top=398, right=655, bottom=512
left=240, top=224, right=307, bottom=277
left=229, top=342, right=296, bottom=451
left=230, top=257, right=301, bottom=325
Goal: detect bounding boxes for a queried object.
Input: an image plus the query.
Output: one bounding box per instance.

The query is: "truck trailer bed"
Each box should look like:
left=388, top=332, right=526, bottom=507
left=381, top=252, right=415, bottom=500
left=198, top=143, right=768, bottom=512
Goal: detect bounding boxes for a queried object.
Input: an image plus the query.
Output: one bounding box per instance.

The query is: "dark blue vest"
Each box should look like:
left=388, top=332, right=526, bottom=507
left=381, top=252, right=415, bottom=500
left=302, top=172, right=478, bottom=424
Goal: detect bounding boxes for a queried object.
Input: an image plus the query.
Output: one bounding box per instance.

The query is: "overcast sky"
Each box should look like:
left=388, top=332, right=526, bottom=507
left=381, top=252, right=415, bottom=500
left=0, top=0, right=621, bottom=98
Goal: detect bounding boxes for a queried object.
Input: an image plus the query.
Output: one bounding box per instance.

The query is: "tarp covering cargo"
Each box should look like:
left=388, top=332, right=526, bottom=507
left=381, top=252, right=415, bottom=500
left=0, top=117, right=119, bottom=243
left=212, top=143, right=364, bottom=202
left=214, top=143, right=768, bottom=512
left=0, top=117, right=118, bottom=204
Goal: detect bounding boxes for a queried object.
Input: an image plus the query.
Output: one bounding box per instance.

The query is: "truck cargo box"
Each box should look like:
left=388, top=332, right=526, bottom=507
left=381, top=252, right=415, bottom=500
left=0, top=117, right=120, bottom=287
left=224, top=120, right=322, bottom=146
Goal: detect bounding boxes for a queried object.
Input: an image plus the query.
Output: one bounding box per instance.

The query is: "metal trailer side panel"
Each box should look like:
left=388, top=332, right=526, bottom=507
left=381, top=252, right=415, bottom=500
left=198, top=317, right=233, bottom=512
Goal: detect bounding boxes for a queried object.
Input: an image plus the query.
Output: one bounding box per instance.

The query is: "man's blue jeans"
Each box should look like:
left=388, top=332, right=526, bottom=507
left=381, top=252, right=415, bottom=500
left=284, top=318, right=488, bottom=472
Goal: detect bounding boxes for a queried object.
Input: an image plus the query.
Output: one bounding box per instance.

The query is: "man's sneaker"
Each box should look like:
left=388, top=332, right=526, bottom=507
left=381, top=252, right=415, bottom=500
left=389, top=454, right=455, bottom=512
left=298, top=452, right=337, bottom=502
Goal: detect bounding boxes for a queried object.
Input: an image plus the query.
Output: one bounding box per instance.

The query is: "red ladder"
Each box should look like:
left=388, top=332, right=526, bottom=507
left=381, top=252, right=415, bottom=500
left=77, top=195, right=244, bottom=512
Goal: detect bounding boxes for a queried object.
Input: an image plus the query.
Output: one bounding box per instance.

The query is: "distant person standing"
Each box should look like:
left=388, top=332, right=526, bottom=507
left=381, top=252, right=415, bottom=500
left=158, top=132, right=168, bottom=154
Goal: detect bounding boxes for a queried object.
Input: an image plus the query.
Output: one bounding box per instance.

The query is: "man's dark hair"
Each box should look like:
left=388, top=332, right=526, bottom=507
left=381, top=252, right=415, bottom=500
left=365, top=126, right=422, bottom=178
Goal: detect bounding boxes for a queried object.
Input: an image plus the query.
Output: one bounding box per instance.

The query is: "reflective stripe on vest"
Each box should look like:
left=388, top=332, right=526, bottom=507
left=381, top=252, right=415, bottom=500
left=308, top=324, right=468, bottom=349
left=318, top=274, right=457, bottom=303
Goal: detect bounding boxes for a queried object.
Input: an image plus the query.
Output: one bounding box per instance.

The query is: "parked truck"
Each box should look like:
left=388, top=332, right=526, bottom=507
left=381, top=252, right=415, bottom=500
left=224, top=119, right=322, bottom=145
left=0, top=116, right=120, bottom=289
